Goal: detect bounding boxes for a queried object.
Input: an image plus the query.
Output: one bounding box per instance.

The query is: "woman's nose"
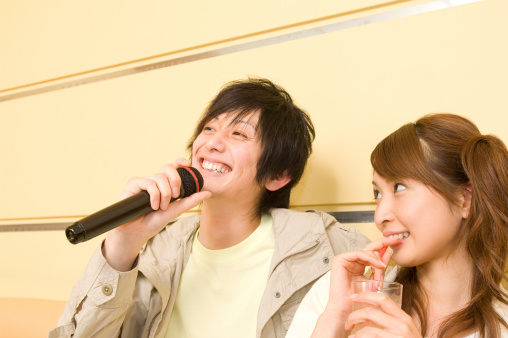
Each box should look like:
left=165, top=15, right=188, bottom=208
left=374, top=198, right=395, bottom=228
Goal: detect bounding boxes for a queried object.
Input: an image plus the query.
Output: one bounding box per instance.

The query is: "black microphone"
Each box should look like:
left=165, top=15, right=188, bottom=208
left=65, top=167, right=204, bottom=244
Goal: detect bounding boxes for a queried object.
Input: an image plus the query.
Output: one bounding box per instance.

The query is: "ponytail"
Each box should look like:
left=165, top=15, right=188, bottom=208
left=440, top=135, right=508, bottom=338
left=462, top=135, right=508, bottom=288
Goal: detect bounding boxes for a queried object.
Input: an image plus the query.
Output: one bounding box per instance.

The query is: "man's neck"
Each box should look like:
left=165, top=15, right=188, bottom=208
left=197, top=198, right=262, bottom=250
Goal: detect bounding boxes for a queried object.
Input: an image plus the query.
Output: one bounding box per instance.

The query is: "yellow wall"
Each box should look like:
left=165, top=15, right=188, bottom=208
left=1, top=0, right=507, bottom=308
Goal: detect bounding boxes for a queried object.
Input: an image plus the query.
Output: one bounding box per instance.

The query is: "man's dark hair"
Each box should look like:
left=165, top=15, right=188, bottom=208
left=187, top=77, right=315, bottom=215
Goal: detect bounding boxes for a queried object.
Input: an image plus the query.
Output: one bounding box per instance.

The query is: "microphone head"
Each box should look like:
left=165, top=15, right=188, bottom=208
left=177, top=166, right=204, bottom=198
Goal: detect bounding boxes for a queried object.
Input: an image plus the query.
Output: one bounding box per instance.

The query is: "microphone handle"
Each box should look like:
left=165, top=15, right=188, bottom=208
left=66, top=166, right=203, bottom=245
left=66, top=191, right=156, bottom=244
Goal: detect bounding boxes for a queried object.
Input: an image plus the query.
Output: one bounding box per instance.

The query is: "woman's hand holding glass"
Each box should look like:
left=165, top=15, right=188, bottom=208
left=345, top=289, right=421, bottom=337
left=311, top=237, right=398, bottom=338
left=339, top=238, right=421, bottom=337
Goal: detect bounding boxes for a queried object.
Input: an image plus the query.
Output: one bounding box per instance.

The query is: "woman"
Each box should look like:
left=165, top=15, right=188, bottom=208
left=286, top=113, right=508, bottom=337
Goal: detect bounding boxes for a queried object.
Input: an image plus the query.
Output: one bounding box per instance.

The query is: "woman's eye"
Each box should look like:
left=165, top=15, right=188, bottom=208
left=373, top=189, right=382, bottom=200
left=394, top=183, right=407, bottom=192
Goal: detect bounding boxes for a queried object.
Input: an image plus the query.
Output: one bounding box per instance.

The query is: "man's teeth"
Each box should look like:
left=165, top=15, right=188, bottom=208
left=388, top=232, right=410, bottom=240
left=202, top=160, right=229, bottom=174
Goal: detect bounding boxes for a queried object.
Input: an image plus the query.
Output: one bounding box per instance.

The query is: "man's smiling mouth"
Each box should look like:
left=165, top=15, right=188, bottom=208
left=201, top=160, right=231, bottom=174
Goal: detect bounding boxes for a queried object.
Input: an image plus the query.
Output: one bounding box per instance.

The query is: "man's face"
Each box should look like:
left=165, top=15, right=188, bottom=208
left=192, top=110, right=265, bottom=202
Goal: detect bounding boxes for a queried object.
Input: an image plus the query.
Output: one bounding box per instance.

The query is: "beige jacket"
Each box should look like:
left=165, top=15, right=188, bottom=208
left=49, top=209, right=370, bottom=338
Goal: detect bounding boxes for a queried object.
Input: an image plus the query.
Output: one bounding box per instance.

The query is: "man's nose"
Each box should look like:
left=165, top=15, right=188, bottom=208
left=205, top=130, right=226, bottom=152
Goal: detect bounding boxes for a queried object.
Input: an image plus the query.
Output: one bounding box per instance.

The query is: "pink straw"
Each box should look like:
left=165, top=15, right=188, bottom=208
left=372, top=246, right=388, bottom=291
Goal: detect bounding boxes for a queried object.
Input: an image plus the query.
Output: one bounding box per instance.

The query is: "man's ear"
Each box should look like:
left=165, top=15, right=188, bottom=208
left=264, top=171, right=291, bottom=192
left=460, top=184, right=472, bottom=219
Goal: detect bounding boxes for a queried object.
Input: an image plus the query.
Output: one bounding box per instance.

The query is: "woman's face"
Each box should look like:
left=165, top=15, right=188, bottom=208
left=372, top=172, right=468, bottom=268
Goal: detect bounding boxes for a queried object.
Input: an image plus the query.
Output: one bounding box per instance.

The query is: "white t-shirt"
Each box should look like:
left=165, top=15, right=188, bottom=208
left=286, top=270, right=508, bottom=338
left=165, top=214, right=274, bottom=338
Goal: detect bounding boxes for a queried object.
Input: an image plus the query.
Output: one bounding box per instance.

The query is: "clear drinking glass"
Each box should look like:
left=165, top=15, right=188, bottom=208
left=350, top=280, right=403, bottom=334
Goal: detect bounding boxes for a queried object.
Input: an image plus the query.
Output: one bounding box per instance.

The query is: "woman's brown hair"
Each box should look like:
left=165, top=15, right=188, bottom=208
left=371, top=113, right=508, bottom=337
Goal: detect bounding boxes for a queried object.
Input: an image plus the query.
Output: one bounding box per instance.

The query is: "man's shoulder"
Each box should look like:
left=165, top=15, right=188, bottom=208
left=271, top=208, right=361, bottom=231
left=270, top=208, right=352, bottom=243
left=270, top=208, right=334, bottom=225
left=272, top=208, right=371, bottom=253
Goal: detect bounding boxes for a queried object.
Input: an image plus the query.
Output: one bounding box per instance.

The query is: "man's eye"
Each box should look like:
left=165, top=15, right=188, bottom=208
left=233, top=131, right=247, bottom=138
left=394, top=183, right=407, bottom=192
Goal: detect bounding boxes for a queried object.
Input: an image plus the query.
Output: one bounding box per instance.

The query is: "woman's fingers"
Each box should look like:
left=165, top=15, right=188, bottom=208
left=346, top=293, right=421, bottom=337
left=332, top=249, right=388, bottom=275
left=328, top=249, right=389, bottom=306
left=362, top=237, right=400, bottom=253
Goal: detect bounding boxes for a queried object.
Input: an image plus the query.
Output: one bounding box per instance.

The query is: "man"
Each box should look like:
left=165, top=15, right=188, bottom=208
left=49, top=78, right=369, bottom=338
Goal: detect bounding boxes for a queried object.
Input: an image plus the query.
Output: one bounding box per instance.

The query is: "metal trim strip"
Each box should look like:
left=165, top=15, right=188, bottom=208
left=0, top=210, right=375, bottom=232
